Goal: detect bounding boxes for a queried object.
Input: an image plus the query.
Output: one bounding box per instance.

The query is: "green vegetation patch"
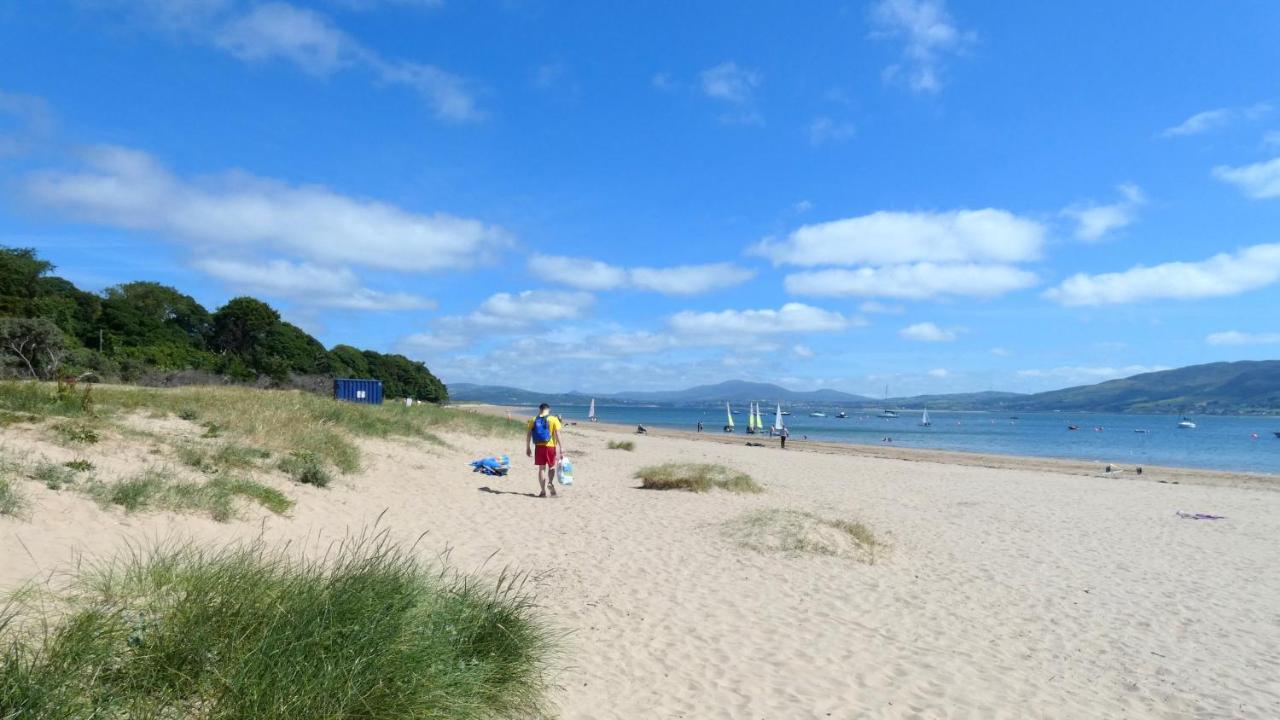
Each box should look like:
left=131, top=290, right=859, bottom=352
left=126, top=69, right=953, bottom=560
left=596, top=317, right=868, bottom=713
left=88, top=468, right=293, bottom=522
left=0, top=533, right=555, bottom=719
left=635, top=463, right=763, bottom=494
left=0, top=476, right=26, bottom=518
left=63, top=459, right=93, bottom=473
left=278, top=451, right=333, bottom=488
left=722, top=509, right=880, bottom=563
left=51, top=422, right=99, bottom=445
left=32, top=462, right=76, bottom=491
left=606, top=440, right=635, bottom=451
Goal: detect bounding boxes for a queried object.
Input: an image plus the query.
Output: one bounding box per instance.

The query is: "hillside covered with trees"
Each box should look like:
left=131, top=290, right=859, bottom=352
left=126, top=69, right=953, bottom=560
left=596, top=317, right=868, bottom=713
left=0, top=247, right=446, bottom=402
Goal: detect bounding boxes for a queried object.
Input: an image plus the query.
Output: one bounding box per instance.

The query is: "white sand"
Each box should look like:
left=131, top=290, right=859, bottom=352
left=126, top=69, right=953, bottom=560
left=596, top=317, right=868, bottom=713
left=3, top=416, right=1280, bottom=718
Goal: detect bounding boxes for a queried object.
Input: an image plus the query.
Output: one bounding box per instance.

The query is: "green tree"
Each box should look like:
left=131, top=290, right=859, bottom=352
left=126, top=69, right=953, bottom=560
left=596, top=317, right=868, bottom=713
left=211, top=297, right=280, bottom=356
left=0, top=317, right=67, bottom=379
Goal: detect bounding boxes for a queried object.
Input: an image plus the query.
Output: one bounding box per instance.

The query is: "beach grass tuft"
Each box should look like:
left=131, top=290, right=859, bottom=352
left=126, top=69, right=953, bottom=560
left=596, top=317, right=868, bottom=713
left=32, top=462, right=76, bottom=491
left=63, top=459, right=93, bottom=473
left=279, top=451, right=333, bottom=488
left=635, top=463, right=763, bottom=493
left=0, top=477, right=26, bottom=518
left=607, top=440, right=636, bottom=451
left=52, top=422, right=99, bottom=446
left=0, top=531, right=555, bottom=719
left=722, top=509, right=879, bottom=563
left=88, top=468, right=293, bottom=521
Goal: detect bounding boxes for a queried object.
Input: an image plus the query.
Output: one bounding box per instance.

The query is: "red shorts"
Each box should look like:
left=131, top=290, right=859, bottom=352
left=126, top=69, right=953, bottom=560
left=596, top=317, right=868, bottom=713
left=534, top=445, right=557, bottom=467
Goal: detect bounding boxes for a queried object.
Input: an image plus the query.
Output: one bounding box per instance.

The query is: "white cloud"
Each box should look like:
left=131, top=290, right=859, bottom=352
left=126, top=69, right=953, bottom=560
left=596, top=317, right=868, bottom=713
left=871, top=0, right=974, bottom=93
left=793, top=199, right=814, bottom=214
left=327, top=0, right=444, bottom=10
left=858, top=300, right=905, bottom=314
left=792, top=344, right=815, bottom=359
left=1212, top=157, right=1280, bottom=199
left=0, top=90, right=54, bottom=158
left=528, top=254, right=754, bottom=295
left=989, top=347, right=1010, bottom=357
left=23, top=145, right=510, bottom=272
left=786, top=263, right=1037, bottom=299
left=1017, top=365, right=1168, bottom=382
left=1205, top=331, right=1280, bottom=346
left=651, top=73, right=674, bottom=90
left=670, top=303, right=853, bottom=337
left=216, top=2, right=351, bottom=75
left=470, top=290, right=593, bottom=328
left=629, top=263, right=756, bottom=295
left=1264, top=131, right=1280, bottom=148
left=927, top=368, right=949, bottom=378
left=808, top=116, right=855, bottom=146
left=195, top=257, right=435, bottom=310
left=1063, top=183, right=1145, bottom=242
left=125, top=1, right=478, bottom=121
left=699, top=62, right=760, bottom=104
left=1044, top=243, right=1280, bottom=306
left=753, top=209, right=1044, bottom=266
left=1161, top=103, right=1271, bottom=138
left=899, top=321, right=956, bottom=342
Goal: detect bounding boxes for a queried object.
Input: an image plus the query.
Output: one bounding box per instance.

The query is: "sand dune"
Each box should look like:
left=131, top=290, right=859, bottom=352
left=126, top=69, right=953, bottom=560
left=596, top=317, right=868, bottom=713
left=3, top=414, right=1279, bottom=718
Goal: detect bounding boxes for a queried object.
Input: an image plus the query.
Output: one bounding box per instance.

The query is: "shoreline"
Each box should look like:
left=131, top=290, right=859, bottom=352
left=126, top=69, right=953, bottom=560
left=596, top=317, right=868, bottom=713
left=458, top=403, right=1278, bottom=491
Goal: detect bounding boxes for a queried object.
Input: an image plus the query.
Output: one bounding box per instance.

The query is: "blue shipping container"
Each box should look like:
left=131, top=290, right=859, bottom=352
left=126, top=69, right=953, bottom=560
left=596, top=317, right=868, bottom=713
left=334, top=378, right=383, bottom=405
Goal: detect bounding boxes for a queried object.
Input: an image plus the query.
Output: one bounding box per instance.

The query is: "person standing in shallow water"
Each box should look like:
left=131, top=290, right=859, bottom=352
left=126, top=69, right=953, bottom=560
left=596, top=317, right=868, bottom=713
left=526, top=403, right=564, bottom=498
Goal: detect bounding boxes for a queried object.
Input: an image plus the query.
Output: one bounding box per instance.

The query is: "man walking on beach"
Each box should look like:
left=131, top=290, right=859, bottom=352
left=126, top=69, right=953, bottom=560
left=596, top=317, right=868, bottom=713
left=526, top=403, right=564, bottom=498
left=779, top=425, right=789, bottom=450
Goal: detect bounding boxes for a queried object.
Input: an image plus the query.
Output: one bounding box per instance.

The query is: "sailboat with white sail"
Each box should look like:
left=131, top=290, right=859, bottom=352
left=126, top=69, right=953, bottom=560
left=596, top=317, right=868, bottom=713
left=724, top=402, right=735, bottom=432
left=588, top=398, right=597, bottom=422
left=746, top=402, right=758, bottom=434
left=773, top=404, right=784, bottom=431
left=919, top=407, right=931, bottom=427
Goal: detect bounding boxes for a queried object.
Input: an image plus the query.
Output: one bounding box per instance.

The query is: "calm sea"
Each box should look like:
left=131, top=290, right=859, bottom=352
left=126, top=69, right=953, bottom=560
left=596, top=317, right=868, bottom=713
left=513, top=404, right=1280, bottom=475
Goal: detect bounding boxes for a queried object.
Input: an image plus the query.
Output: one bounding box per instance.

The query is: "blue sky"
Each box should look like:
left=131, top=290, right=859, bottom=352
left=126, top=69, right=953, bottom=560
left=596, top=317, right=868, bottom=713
left=2, top=0, right=1279, bottom=395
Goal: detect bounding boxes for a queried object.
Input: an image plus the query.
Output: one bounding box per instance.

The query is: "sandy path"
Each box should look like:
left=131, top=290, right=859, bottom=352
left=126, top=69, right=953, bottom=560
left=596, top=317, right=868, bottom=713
left=3, top=419, right=1279, bottom=718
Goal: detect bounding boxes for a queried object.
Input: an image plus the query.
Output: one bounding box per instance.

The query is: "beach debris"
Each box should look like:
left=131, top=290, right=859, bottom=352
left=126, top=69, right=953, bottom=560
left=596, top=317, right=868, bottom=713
left=470, top=455, right=510, bottom=476
left=1176, top=511, right=1225, bottom=520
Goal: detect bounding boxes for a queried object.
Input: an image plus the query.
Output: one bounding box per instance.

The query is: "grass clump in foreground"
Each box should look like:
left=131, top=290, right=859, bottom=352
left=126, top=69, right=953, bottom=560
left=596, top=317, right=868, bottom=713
left=0, top=532, right=555, bottom=719
left=31, top=462, right=76, bottom=491
left=635, top=463, right=763, bottom=494
left=0, top=476, right=25, bottom=518
left=606, top=440, right=635, bottom=451
left=89, top=468, right=293, bottom=522
left=722, top=509, right=880, bottom=563
left=279, top=450, right=333, bottom=488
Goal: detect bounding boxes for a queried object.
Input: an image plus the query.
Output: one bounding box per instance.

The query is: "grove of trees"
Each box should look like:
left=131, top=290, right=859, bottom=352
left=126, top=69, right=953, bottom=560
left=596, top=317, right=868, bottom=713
left=0, top=246, right=447, bottom=402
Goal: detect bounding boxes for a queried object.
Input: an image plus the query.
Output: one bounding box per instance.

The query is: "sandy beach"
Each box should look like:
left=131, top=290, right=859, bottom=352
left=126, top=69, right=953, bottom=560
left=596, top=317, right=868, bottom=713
left=3, top=407, right=1280, bottom=718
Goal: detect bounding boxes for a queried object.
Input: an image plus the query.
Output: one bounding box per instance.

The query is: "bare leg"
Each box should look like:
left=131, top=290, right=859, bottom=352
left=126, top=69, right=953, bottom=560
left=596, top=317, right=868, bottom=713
left=548, top=462, right=558, bottom=496
left=537, top=466, right=547, bottom=496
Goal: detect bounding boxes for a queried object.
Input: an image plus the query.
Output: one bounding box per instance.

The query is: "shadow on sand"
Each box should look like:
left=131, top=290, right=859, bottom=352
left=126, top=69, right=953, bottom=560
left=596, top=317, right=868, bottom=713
left=478, top=486, right=541, bottom=498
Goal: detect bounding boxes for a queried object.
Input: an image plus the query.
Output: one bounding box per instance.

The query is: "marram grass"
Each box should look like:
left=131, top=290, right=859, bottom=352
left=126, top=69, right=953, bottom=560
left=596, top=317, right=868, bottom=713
left=635, top=463, right=763, bottom=493
left=0, top=531, right=556, bottom=719
left=0, top=382, right=525, bottom=477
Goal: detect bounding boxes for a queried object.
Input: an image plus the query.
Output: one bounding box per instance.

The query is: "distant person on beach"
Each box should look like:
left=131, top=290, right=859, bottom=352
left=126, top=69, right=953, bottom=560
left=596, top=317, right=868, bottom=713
left=697, top=421, right=703, bottom=432
left=526, top=403, right=564, bottom=498
left=779, top=425, right=789, bottom=450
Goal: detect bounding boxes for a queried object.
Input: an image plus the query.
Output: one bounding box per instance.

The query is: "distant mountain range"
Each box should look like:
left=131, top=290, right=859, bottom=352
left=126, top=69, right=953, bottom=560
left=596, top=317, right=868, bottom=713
left=449, top=360, right=1280, bottom=415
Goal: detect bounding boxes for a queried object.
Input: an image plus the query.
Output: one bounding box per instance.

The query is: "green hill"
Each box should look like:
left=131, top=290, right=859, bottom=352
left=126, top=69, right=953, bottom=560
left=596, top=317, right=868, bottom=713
left=0, top=246, right=446, bottom=401
left=999, top=361, right=1280, bottom=414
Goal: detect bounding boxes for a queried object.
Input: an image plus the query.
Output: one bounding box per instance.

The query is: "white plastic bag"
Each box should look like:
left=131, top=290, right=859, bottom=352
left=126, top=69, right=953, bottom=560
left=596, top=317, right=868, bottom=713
left=558, top=456, right=574, bottom=485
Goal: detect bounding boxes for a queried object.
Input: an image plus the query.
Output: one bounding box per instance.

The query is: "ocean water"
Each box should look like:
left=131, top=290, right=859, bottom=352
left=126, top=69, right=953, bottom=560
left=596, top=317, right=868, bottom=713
left=521, top=404, right=1280, bottom=475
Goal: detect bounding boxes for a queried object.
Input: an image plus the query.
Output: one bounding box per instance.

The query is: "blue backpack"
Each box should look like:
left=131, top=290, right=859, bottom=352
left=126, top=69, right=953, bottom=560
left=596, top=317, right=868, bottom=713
left=531, top=416, right=552, bottom=443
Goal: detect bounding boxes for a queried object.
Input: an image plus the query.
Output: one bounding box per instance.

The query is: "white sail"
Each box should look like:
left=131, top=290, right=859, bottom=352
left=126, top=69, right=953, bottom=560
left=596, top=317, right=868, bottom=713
left=588, top=398, right=596, bottom=420
left=757, top=403, right=765, bottom=429
left=773, top=403, right=784, bottom=430
left=726, top=401, right=734, bottom=428
left=920, top=408, right=930, bottom=426
left=747, top=402, right=756, bottom=432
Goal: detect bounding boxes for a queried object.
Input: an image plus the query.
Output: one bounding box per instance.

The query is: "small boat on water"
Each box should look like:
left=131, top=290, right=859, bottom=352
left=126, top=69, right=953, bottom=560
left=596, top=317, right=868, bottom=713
left=919, top=408, right=932, bottom=427
left=1067, top=424, right=1079, bottom=431
left=781, top=411, right=792, bottom=416
left=724, top=402, right=735, bottom=433
left=836, top=411, right=848, bottom=419
left=1133, top=429, right=1148, bottom=434
left=1177, top=417, right=1196, bottom=429
left=809, top=412, right=827, bottom=418
left=1274, top=431, right=1280, bottom=438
